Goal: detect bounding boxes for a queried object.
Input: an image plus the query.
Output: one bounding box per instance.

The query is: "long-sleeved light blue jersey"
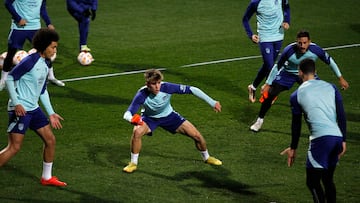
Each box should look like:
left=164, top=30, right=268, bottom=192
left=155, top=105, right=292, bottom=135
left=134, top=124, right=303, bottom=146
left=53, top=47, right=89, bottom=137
left=124, top=82, right=216, bottom=121
left=5, top=0, right=51, bottom=30
left=266, top=42, right=343, bottom=85
left=289, top=79, right=346, bottom=149
left=242, top=0, right=290, bottom=42
left=6, top=53, right=55, bottom=115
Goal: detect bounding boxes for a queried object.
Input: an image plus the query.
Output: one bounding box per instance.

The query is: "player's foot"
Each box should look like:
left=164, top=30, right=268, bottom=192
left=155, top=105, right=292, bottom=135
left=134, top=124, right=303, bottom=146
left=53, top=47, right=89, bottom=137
left=81, top=45, right=91, bottom=52
left=0, top=80, right=5, bottom=91
left=250, top=118, right=263, bottom=132
left=49, top=78, right=65, bottom=87
left=205, top=156, right=222, bottom=166
left=41, top=176, right=67, bottom=187
left=123, top=162, right=137, bottom=173
left=248, top=84, right=256, bottom=103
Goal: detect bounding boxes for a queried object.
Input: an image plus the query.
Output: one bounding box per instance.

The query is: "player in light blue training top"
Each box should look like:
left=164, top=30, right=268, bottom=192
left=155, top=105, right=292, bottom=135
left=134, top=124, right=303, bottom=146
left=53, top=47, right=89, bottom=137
left=281, top=59, right=346, bottom=203
left=1, top=0, right=64, bottom=90
left=0, top=28, right=67, bottom=187
left=250, top=30, right=349, bottom=132
left=242, top=0, right=290, bottom=103
left=122, top=69, right=222, bottom=173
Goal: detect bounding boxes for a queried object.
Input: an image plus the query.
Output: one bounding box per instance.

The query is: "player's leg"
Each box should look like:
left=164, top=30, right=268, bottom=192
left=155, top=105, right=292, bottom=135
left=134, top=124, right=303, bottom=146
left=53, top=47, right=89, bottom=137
left=176, top=120, right=222, bottom=166
left=0, top=133, right=25, bottom=166
left=322, top=167, right=336, bottom=203
left=306, top=168, right=326, bottom=203
left=123, top=122, right=151, bottom=173
left=250, top=83, right=286, bottom=132
left=79, top=16, right=91, bottom=52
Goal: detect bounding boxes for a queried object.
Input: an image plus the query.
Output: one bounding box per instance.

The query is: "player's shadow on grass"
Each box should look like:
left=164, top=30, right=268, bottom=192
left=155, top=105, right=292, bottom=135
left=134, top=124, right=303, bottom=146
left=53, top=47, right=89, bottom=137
left=50, top=86, right=132, bottom=105
left=0, top=165, right=120, bottom=203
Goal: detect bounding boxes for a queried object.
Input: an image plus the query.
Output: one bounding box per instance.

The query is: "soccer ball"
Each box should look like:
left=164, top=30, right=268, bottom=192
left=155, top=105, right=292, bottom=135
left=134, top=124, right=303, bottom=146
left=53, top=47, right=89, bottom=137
left=0, top=52, right=7, bottom=69
left=13, top=50, right=28, bottom=65
left=27, top=48, right=37, bottom=55
left=77, top=52, right=94, bottom=66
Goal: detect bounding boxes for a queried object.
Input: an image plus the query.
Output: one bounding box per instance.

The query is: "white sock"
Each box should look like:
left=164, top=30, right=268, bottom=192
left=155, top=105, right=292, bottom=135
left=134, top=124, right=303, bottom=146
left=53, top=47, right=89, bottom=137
left=48, top=67, right=55, bottom=80
left=200, top=150, right=210, bottom=161
left=130, top=153, right=139, bottom=165
left=1, top=70, right=9, bottom=82
left=257, top=117, right=264, bottom=123
left=42, top=161, right=53, bottom=180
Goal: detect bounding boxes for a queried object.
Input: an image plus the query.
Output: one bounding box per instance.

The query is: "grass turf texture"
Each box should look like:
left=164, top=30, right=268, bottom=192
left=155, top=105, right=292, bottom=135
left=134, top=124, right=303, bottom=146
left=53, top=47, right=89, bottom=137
left=0, top=0, right=359, bottom=202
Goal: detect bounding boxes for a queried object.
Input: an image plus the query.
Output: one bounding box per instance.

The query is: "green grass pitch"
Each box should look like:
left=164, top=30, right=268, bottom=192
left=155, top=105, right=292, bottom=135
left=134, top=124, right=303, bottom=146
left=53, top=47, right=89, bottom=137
left=0, top=0, right=359, bottom=202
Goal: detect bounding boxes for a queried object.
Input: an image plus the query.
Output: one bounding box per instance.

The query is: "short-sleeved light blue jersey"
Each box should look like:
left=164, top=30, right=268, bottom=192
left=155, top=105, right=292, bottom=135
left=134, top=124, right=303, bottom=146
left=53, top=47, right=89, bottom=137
left=242, top=0, right=290, bottom=42
left=5, top=0, right=51, bottom=30
left=6, top=53, right=53, bottom=114
left=266, top=42, right=342, bottom=85
left=291, top=80, right=344, bottom=141
left=125, top=82, right=216, bottom=119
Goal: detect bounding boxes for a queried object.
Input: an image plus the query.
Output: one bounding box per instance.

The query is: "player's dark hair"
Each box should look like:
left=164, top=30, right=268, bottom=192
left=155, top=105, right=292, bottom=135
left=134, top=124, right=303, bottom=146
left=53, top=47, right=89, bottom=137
left=144, top=69, right=164, bottom=83
left=32, top=28, right=59, bottom=53
left=299, top=59, right=316, bottom=74
left=296, top=30, right=310, bottom=39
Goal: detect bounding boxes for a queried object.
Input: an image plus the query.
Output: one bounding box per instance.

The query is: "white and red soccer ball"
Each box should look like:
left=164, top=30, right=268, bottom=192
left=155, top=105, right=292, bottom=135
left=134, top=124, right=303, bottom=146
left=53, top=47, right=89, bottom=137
left=13, top=50, right=29, bottom=65
left=77, top=52, right=94, bottom=66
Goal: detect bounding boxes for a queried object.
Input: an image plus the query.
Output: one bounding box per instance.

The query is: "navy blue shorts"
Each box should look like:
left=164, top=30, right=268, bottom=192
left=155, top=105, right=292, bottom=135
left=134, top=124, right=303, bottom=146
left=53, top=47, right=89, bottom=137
left=306, top=136, right=343, bottom=169
left=142, top=111, right=186, bottom=134
left=7, top=107, right=49, bottom=134
left=8, top=29, right=37, bottom=49
left=273, top=70, right=302, bottom=90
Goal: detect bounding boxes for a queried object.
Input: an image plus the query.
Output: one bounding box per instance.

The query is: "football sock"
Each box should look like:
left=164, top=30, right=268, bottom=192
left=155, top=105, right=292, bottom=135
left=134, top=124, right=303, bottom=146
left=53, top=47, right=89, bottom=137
left=1, top=70, right=8, bottom=82
left=200, top=150, right=210, bottom=161
left=48, top=67, right=55, bottom=80
left=42, top=162, right=53, bottom=180
left=130, top=153, right=139, bottom=165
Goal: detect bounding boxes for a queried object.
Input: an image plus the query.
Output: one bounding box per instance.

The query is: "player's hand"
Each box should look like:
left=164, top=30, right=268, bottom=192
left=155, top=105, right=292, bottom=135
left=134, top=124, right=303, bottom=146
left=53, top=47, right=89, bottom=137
left=251, top=35, right=259, bottom=43
left=47, top=24, right=55, bottom=30
left=282, top=22, right=290, bottom=30
left=338, top=76, right=349, bottom=90
left=83, top=9, right=91, bottom=17
left=18, top=19, right=27, bottom=26
left=338, top=142, right=346, bottom=159
left=214, top=101, right=222, bottom=113
left=261, top=84, right=270, bottom=94
left=49, top=113, right=64, bottom=130
left=280, top=147, right=296, bottom=167
left=91, top=10, right=96, bottom=21
left=131, top=114, right=144, bottom=126
left=14, top=104, right=26, bottom=117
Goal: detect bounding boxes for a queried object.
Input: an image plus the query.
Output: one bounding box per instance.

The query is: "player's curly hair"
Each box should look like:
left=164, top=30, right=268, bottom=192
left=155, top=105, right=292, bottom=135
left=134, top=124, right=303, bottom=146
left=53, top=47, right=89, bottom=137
left=144, top=69, right=164, bottom=83
left=32, top=28, right=59, bottom=53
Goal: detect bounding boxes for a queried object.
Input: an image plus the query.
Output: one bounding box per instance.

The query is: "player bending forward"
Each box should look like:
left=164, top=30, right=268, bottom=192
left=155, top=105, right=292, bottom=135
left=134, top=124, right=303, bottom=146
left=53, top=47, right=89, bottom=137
left=123, top=69, right=222, bottom=173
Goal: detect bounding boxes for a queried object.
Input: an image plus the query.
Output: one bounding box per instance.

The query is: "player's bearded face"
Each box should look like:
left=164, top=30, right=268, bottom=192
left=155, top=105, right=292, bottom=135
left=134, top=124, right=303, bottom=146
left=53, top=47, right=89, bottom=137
left=147, top=80, right=161, bottom=94
left=296, top=37, right=310, bottom=54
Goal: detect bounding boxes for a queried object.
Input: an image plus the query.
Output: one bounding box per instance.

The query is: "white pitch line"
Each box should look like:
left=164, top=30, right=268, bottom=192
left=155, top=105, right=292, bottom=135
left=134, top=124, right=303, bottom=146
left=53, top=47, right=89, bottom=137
left=62, top=43, right=360, bottom=82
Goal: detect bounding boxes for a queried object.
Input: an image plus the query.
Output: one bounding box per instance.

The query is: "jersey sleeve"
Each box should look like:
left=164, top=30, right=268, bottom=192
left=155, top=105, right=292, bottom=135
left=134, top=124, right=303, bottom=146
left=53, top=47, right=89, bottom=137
left=290, top=90, right=302, bottom=149
left=242, top=0, right=259, bottom=39
left=5, top=0, right=22, bottom=23
left=309, top=44, right=342, bottom=78
left=282, top=0, right=290, bottom=23
left=40, top=0, right=52, bottom=26
left=333, top=84, right=347, bottom=141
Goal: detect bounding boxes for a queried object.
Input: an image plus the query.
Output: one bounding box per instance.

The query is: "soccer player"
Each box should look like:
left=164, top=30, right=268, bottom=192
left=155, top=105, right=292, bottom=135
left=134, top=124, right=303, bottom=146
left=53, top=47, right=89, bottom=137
left=66, top=0, right=98, bottom=53
left=242, top=0, right=290, bottom=103
left=250, top=30, right=349, bottom=132
left=0, top=28, right=67, bottom=187
left=0, top=0, right=65, bottom=90
left=281, top=58, right=346, bottom=203
left=122, top=69, right=222, bottom=173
